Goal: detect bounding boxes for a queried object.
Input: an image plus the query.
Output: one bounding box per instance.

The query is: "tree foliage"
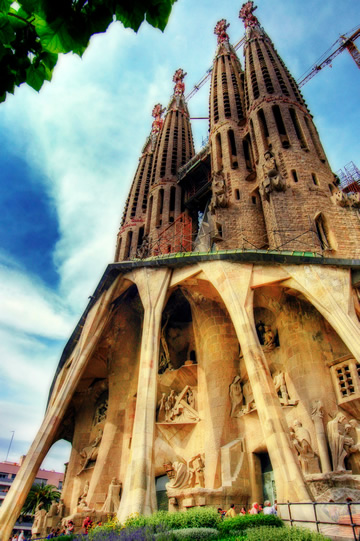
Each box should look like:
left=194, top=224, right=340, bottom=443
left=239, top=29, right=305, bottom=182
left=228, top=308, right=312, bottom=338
left=0, top=0, right=176, bottom=102
left=20, top=482, right=61, bottom=516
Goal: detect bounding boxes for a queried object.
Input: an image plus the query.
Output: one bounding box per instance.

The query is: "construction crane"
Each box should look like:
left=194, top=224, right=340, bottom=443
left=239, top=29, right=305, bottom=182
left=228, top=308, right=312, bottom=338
left=185, top=26, right=359, bottom=102
left=297, top=26, right=360, bottom=87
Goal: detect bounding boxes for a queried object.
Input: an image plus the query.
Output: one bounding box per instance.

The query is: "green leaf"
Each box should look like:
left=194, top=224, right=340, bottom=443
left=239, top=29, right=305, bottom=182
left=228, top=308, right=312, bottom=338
left=115, top=2, right=146, bottom=32
left=0, top=0, right=11, bottom=14
left=34, top=13, right=83, bottom=54
left=26, top=62, right=47, bottom=90
left=146, top=0, right=176, bottom=31
left=0, top=13, right=15, bottom=43
left=41, top=51, right=57, bottom=71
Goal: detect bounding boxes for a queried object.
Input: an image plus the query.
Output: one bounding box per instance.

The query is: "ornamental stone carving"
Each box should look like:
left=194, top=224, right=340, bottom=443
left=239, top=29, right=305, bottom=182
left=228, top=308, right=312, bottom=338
left=261, top=150, right=286, bottom=200
left=164, top=453, right=205, bottom=490
left=157, top=386, right=199, bottom=423
left=334, top=191, right=360, bottom=208
left=209, top=172, right=227, bottom=213
left=77, top=429, right=103, bottom=475
left=327, top=412, right=354, bottom=471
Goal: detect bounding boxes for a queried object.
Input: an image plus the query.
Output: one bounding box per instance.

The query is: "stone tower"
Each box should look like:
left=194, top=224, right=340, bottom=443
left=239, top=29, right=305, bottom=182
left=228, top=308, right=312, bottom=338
left=2, top=3, right=360, bottom=538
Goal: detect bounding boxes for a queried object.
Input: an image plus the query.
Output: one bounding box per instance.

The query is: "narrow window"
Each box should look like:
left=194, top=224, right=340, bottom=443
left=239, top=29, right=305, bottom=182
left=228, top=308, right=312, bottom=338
left=124, top=230, right=133, bottom=259
left=257, top=109, right=269, bottom=151
left=272, top=105, right=290, bottom=148
left=304, top=116, right=326, bottom=162
left=228, top=129, right=237, bottom=156
left=315, top=214, right=330, bottom=250
left=243, top=137, right=253, bottom=171
left=137, top=226, right=144, bottom=250
left=291, top=170, right=298, bottom=183
left=328, top=184, right=334, bottom=194
left=312, top=173, right=319, bottom=186
left=146, top=196, right=153, bottom=233
left=289, top=108, right=307, bottom=149
left=252, top=196, right=256, bottom=205
left=170, top=186, right=176, bottom=212
left=235, top=189, right=240, bottom=200
left=216, top=132, right=222, bottom=171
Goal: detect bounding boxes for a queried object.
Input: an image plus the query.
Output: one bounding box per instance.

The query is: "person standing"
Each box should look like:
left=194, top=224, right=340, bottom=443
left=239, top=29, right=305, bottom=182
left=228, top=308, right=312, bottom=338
left=263, top=500, right=277, bottom=515
left=225, top=503, right=236, bottom=517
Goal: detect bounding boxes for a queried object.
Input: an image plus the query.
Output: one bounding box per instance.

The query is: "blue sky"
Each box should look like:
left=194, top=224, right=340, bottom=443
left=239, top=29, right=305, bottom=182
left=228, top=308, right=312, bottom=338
left=0, top=0, right=359, bottom=473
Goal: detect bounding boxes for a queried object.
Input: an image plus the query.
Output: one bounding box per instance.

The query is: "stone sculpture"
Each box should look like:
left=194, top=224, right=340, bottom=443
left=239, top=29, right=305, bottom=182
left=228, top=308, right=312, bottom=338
left=290, top=420, right=320, bottom=474
left=158, top=386, right=199, bottom=423
left=101, top=477, right=122, bottom=513
left=273, top=371, right=289, bottom=406
left=327, top=412, right=354, bottom=471
left=78, top=480, right=89, bottom=508
left=159, top=315, right=173, bottom=374
left=164, top=454, right=205, bottom=490
left=209, top=172, right=227, bottom=213
left=261, top=150, right=286, bottom=200
left=78, top=429, right=103, bottom=474
left=229, top=375, right=244, bottom=417
left=32, top=502, right=46, bottom=538
left=173, top=68, right=187, bottom=107
left=94, top=399, right=108, bottom=425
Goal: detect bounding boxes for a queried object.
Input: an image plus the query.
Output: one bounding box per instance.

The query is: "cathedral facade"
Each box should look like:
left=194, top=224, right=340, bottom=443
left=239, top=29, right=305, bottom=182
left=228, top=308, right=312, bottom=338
left=2, top=2, right=360, bottom=538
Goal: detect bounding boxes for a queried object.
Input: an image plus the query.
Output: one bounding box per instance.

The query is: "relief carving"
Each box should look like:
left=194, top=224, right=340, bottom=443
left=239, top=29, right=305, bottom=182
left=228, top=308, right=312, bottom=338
left=94, top=399, right=108, bottom=425
left=334, top=191, right=360, bottom=208
left=157, top=386, right=199, bottom=423
left=256, top=321, right=278, bottom=351
left=77, top=428, right=103, bottom=475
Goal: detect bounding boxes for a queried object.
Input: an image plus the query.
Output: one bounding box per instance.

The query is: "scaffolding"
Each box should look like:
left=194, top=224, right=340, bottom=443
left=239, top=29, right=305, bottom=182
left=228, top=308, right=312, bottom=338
left=337, top=161, right=360, bottom=193
left=153, top=212, right=193, bottom=255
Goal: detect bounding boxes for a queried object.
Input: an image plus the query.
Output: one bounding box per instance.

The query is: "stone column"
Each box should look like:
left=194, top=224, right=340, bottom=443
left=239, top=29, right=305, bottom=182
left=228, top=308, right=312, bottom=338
left=117, top=267, right=171, bottom=520
left=201, top=261, right=311, bottom=502
left=0, top=280, right=121, bottom=541
left=311, top=400, right=331, bottom=473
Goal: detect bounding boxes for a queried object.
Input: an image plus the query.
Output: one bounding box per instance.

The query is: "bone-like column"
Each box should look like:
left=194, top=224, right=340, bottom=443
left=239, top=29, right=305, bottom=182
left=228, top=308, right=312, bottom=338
left=117, top=267, right=171, bottom=520
left=0, top=280, right=120, bottom=541
left=200, top=261, right=312, bottom=502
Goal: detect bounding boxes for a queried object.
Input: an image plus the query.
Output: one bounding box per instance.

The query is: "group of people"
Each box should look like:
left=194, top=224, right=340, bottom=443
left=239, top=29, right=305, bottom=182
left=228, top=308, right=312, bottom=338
left=9, top=531, right=26, bottom=541
left=218, top=500, right=277, bottom=518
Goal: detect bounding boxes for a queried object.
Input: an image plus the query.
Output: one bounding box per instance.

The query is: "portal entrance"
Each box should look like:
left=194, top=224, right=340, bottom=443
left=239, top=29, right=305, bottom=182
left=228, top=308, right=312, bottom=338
left=156, top=475, right=168, bottom=511
left=259, top=453, right=276, bottom=503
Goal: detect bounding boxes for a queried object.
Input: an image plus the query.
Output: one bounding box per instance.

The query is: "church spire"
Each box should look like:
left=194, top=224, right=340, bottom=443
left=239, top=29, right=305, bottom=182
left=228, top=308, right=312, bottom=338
left=114, top=104, right=165, bottom=262
left=143, top=69, right=195, bottom=256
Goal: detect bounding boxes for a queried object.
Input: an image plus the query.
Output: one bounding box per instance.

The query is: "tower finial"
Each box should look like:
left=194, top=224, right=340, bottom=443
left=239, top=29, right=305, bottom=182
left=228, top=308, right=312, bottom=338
left=173, top=68, right=187, bottom=107
left=239, top=1, right=259, bottom=29
left=151, top=103, right=165, bottom=150
left=214, top=19, right=230, bottom=44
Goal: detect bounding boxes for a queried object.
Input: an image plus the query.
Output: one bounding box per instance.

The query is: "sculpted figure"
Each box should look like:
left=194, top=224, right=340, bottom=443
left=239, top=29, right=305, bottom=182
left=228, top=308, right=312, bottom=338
left=78, top=480, right=89, bottom=508
left=164, top=461, right=190, bottom=489
left=159, top=316, right=173, bottom=374
left=188, top=454, right=205, bottom=488
left=290, top=420, right=320, bottom=474
left=186, top=387, right=196, bottom=409
left=32, top=502, right=46, bottom=537
left=47, top=500, right=59, bottom=518
left=101, top=477, right=122, bottom=513
left=327, top=412, right=352, bottom=471
left=263, top=325, right=276, bottom=351
left=136, top=235, right=150, bottom=259
left=261, top=150, right=286, bottom=200
left=229, top=375, right=244, bottom=417
left=273, top=371, right=289, bottom=406
left=57, top=499, right=64, bottom=518
left=157, top=392, right=167, bottom=422
left=165, top=390, right=177, bottom=422
left=209, top=173, right=227, bottom=214
left=243, top=379, right=255, bottom=412
left=94, top=399, right=108, bottom=425
left=78, top=428, right=103, bottom=474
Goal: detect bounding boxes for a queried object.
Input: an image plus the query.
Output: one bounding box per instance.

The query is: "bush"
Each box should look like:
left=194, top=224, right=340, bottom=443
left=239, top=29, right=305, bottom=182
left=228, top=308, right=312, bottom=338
left=245, top=525, right=331, bottom=541
left=123, top=507, right=221, bottom=532
left=217, top=513, right=283, bottom=535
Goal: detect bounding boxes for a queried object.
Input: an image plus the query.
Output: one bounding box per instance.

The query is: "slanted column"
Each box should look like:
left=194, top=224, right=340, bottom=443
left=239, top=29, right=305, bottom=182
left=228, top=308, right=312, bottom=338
left=118, top=267, right=171, bottom=520
left=0, top=281, right=120, bottom=541
left=201, top=260, right=312, bottom=502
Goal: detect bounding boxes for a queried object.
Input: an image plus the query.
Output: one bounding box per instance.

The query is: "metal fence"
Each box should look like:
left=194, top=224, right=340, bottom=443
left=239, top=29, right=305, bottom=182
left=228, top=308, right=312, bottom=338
left=278, top=501, right=360, bottom=541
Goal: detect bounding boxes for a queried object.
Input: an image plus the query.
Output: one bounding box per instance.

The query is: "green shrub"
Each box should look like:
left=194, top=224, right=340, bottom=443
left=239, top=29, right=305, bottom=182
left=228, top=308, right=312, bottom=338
left=245, top=525, right=331, bottom=541
left=124, top=507, right=221, bottom=532
left=218, top=513, right=283, bottom=535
